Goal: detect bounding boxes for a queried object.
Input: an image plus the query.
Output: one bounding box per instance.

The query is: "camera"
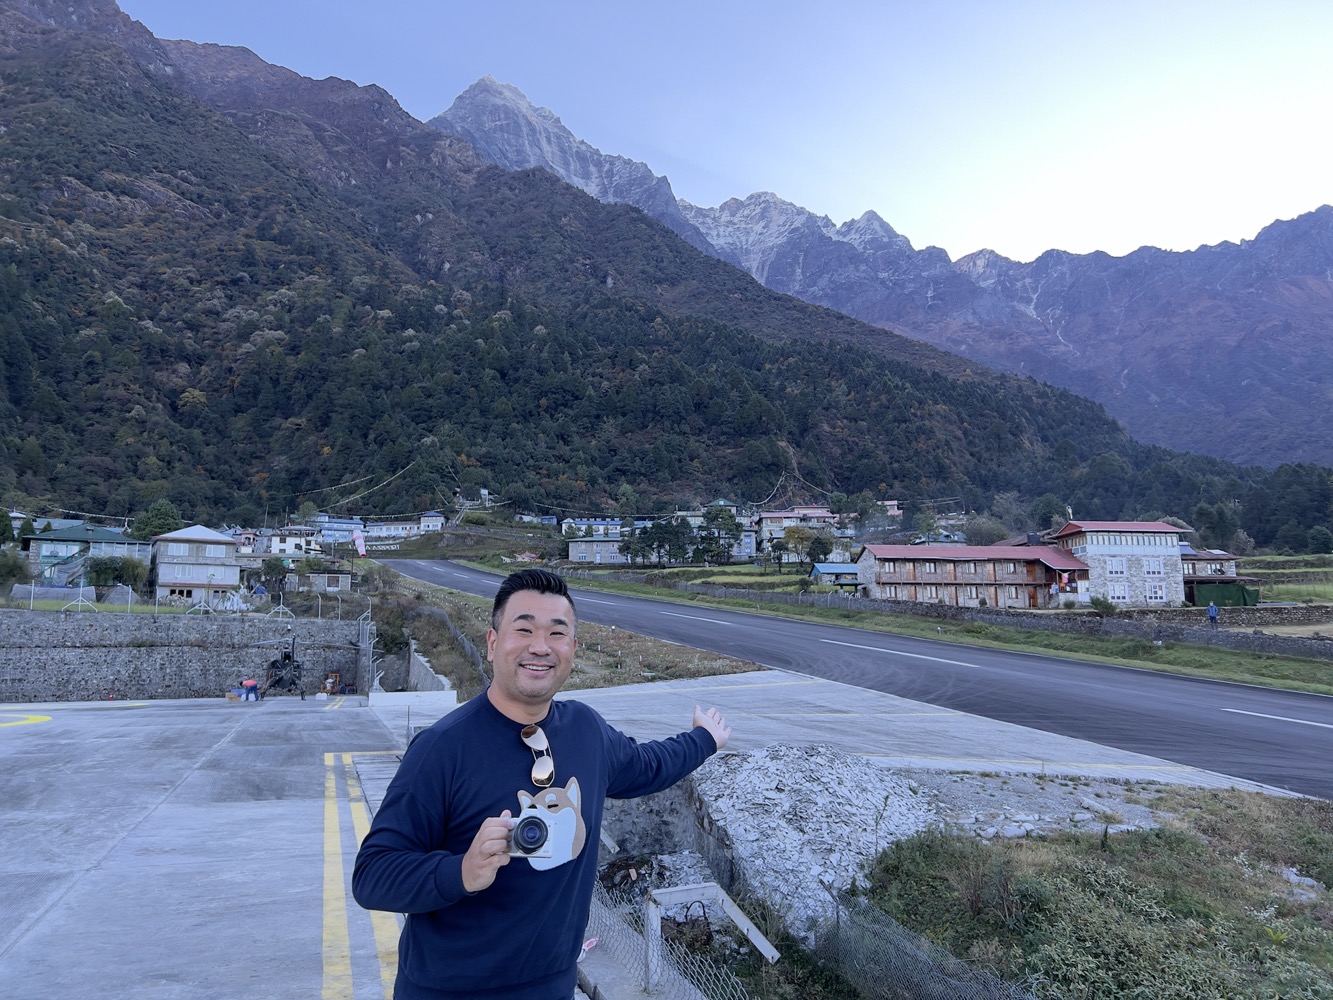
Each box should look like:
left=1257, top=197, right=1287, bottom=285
left=507, top=814, right=553, bottom=859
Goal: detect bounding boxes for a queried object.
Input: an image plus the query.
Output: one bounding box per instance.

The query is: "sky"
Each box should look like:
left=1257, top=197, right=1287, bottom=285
left=115, top=0, right=1333, bottom=263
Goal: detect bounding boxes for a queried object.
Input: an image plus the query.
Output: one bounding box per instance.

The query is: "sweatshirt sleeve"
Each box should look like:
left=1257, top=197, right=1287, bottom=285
left=352, top=773, right=471, bottom=914
left=604, top=724, right=717, bottom=800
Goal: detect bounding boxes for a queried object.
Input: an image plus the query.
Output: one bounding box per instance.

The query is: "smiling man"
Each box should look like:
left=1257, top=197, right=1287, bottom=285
left=353, top=568, right=731, bottom=1000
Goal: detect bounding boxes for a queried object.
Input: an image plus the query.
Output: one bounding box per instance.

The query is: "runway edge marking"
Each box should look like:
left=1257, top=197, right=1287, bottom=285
left=344, top=752, right=400, bottom=998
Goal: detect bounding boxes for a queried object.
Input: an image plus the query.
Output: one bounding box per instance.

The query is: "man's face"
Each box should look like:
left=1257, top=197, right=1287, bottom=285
left=486, top=590, right=577, bottom=721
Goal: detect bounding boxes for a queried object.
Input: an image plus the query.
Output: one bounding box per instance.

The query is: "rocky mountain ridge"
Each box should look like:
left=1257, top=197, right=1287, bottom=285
left=430, top=77, right=727, bottom=262
left=430, top=77, right=1333, bottom=469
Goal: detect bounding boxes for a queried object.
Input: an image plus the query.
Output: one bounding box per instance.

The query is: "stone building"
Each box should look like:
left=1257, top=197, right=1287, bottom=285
left=1048, top=520, right=1187, bottom=607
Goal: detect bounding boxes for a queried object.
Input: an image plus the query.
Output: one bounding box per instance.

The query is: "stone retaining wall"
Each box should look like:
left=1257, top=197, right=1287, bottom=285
left=408, top=645, right=451, bottom=692
left=0, top=610, right=368, bottom=702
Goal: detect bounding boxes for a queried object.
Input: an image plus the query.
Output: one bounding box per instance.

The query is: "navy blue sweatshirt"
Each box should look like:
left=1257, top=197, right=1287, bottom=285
left=352, top=693, right=717, bottom=999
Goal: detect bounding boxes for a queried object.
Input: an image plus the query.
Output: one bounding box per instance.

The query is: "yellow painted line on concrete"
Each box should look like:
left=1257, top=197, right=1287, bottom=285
left=323, top=755, right=353, bottom=999
left=344, top=753, right=399, bottom=998
left=323, top=697, right=347, bottom=711
left=0, top=713, right=52, bottom=727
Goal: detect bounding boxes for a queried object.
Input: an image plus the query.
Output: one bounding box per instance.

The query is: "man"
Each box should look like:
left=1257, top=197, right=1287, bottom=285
left=353, top=568, right=731, bottom=999
left=1207, top=601, right=1220, bottom=628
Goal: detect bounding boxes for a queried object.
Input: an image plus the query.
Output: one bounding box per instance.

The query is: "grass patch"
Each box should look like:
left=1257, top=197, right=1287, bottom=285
left=1257, top=581, right=1333, bottom=603
left=864, top=789, right=1333, bottom=999
left=1, top=598, right=192, bottom=614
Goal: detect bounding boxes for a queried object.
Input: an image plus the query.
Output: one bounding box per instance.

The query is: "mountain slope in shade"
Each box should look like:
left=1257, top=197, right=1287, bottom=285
left=427, top=76, right=1333, bottom=469
left=7, top=0, right=1220, bottom=532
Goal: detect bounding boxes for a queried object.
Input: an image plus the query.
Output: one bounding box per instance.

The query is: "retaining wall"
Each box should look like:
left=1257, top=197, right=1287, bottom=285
left=407, top=646, right=451, bottom=692
left=0, top=610, right=369, bottom=702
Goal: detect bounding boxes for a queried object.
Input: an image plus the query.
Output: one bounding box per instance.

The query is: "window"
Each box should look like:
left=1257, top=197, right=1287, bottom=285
left=1145, top=557, right=1164, bottom=576
left=883, top=560, right=896, bottom=574
left=921, top=561, right=937, bottom=574
left=206, top=545, right=225, bottom=559
left=1108, top=557, right=1127, bottom=576
left=960, top=561, right=975, bottom=574
left=1005, top=562, right=1017, bottom=573
left=1109, top=583, right=1129, bottom=602
left=1147, top=583, right=1166, bottom=601
left=1006, top=586, right=1020, bottom=600
left=885, top=585, right=898, bottom=599
left=167, top=543, right=188, bottom=556
left=964, top=586, right=978, bottom=600
left=923, top=585, right=940, bottom=600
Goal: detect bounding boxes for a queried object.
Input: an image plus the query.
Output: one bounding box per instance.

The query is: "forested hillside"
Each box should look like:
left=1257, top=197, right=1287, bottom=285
left=0, top=4, right=1328, bottom=551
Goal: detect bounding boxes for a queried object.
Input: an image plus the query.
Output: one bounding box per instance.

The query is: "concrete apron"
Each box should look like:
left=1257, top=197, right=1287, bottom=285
left=0, top=670, right=1276, bottom=1000
left=0, top=694, right=400, bottom=999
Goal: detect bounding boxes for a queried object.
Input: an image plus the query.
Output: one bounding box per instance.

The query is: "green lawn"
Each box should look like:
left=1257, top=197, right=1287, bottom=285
left=4, top=598, right=192, bottom=614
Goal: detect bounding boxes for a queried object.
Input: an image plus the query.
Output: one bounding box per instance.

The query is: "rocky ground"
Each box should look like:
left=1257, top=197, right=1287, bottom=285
left=620, top=743, right=1168, bottom=946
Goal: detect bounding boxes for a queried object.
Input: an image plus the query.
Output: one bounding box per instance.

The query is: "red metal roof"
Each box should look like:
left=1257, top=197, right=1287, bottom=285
left=1049, top=520, right=1184, bottom=539
left=860, top=544, right=1087, bottom=571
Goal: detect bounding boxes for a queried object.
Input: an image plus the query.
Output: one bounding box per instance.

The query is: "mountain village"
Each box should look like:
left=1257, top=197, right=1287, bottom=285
left=6, top=497, right=1252, bottom=613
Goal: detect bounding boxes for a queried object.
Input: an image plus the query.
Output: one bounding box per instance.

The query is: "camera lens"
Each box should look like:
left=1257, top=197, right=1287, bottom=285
left=512, top=815, right=548, bottom=854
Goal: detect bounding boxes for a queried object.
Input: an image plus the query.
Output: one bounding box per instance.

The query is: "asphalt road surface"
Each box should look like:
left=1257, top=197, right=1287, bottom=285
left=384, top=559, right=1333, bottom=799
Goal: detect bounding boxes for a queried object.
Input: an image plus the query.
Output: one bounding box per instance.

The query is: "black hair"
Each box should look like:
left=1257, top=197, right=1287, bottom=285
left=490, top=568, right=575, bottom=630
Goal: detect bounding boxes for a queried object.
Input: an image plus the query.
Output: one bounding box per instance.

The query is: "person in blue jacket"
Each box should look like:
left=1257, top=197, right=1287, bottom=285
left=352, top=568, right=732, bottom=1000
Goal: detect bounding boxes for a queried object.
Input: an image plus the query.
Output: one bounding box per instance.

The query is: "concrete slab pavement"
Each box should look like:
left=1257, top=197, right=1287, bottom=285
left=0, top=694, right=400, bottom=1000
left=1, top=666, right=1283, bottom=1000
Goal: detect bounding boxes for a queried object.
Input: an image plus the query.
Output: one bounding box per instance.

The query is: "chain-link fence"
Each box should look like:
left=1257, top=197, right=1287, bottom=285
left=586, top=879, right=753, bottom=1000
left=815, top=889, right=1036, bottom=1000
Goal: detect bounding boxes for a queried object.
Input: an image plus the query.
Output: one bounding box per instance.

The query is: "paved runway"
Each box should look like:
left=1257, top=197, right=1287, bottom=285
left=0, top=672, right=1285, bottom=998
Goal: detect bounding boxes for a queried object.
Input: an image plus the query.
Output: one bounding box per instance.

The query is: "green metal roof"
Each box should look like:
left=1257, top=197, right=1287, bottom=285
left=24, top=524, right=145, bottom=544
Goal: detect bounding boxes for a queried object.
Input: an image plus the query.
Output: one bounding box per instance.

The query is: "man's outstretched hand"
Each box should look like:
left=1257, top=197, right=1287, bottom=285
left=692, top=705, right=731, bottom=750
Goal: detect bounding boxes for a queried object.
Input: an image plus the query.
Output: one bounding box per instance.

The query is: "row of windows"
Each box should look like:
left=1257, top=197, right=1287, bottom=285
left=880, top=560, right=1022, bottom=575
left=883, top=585, right=1024, bottom=601
left=1070, top=533, right=1175, bottom=548
left=1106, top=557, right=1165, bottom=576
left=161, top=564, right=237, bottom=583
left=1106, top=583, right=1169, bottom=601
left=165, top=543, right=229, bottom=558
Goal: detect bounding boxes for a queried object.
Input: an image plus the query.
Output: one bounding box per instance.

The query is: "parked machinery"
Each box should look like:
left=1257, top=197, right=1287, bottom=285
left=256, top=633, right=305, bottom=700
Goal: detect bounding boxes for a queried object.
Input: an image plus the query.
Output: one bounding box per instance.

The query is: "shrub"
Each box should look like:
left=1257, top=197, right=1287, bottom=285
left=0, top=548, right=31, bottom=586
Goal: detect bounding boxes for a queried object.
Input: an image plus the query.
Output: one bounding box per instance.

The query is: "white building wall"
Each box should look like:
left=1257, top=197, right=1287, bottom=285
left=1062, top=532, right=1185, bottom=606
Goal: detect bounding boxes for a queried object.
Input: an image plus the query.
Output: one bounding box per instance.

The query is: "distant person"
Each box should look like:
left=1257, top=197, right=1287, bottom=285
left=241, top=678, right=259, bottom=701
left=353, top=567, right=731, bottom=1000
left=1207, top=601, right=1219, bottom=628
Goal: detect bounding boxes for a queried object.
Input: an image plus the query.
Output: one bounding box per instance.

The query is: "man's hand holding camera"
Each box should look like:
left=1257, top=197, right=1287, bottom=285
left=461, top=810, right=515, bottom=893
